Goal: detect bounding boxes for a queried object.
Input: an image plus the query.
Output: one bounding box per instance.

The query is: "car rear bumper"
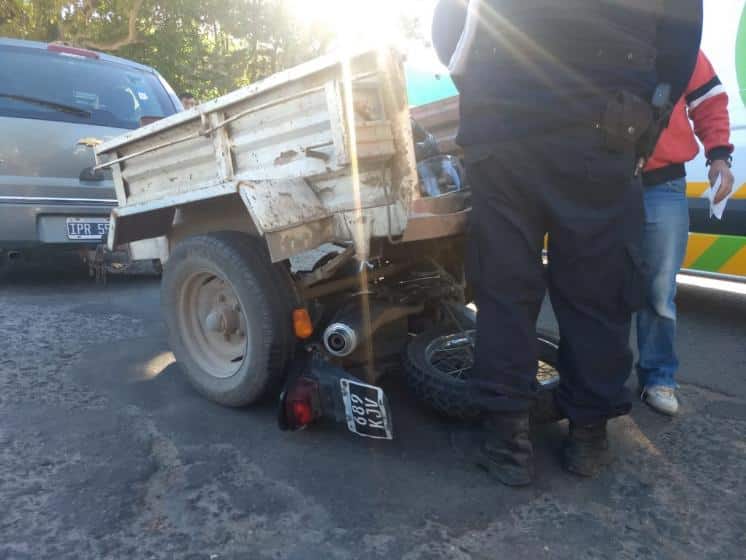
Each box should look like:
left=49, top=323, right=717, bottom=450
left=0, top=197, right=116, bottom=249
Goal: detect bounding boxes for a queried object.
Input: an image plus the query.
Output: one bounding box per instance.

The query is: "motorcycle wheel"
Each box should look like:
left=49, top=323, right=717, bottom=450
left=403, top=322, right=561, bottom=422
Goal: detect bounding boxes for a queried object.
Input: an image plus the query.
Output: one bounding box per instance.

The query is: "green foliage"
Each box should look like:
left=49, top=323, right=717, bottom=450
left=0, top=0, right=332, bottom=100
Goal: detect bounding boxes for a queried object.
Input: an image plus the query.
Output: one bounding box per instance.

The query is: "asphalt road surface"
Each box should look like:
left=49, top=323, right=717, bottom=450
left=1, top=263, right=745, bottom=559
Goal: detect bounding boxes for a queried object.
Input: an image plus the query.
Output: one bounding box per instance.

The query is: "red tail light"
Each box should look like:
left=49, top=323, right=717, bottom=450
left=291, top=401, right=314, bottom=426
left=282, top=377, right=321, bottom=430
left=47, top=44, right=99, bottom=59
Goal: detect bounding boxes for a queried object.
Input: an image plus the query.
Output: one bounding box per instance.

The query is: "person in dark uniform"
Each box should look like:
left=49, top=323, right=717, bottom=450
left=432, top=0, right=703, bottom=485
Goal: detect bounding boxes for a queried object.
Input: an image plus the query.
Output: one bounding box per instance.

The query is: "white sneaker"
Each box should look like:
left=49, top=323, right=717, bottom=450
left=641, top=385, right=679, bottom=416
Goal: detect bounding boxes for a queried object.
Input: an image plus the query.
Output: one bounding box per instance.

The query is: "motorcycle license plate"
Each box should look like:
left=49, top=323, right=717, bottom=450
left=339, top=379, right=393, bottom=440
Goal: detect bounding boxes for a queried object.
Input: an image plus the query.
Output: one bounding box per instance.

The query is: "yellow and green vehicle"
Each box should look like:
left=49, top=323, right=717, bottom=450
left=681, top=0, right=746, bottom=280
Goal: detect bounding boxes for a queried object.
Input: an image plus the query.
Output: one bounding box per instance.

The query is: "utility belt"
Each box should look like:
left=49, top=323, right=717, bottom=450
left=597, top=84, right=673, bottom=176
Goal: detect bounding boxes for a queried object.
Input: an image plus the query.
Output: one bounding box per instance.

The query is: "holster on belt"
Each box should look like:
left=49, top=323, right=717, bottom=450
left=634, top=84, right=675, bottom=172
left=600, top=91, right=654, bottom=153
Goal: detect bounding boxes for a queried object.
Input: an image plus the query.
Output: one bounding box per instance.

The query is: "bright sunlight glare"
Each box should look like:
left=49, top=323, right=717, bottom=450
left=287, top=1, right=440, bottom=371
left=288, top=0, right=436, bottom=50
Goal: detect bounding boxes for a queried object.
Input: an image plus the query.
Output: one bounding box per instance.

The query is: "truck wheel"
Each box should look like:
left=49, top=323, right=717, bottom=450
left=403, top=321, right=560, bottom=421
left=162, top=232, right=294, bottom=406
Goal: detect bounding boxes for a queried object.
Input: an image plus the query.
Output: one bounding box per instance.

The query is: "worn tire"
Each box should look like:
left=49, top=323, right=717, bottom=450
left=162, top=232, right=294, bottom=406
left=403, top=320, right=560, bottom=421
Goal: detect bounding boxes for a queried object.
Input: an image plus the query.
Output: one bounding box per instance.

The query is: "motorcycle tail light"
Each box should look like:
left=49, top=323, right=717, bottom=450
left=291, top=400, right=314, bottom=426
left=282, top=377, right=321, bottom=430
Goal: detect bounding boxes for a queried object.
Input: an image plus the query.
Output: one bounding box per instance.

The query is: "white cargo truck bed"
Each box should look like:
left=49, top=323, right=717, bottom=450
left=97, top=47, right=464, bottom=263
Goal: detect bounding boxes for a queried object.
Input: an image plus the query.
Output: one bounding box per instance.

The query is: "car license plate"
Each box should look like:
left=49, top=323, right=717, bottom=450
left=66, top=217, right=109, bottom=240
left=340, top=379, right=393, bottom=440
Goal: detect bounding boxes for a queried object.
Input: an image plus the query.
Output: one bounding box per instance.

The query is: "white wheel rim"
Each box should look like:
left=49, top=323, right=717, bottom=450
left=177, top=271, right=249, bottom=379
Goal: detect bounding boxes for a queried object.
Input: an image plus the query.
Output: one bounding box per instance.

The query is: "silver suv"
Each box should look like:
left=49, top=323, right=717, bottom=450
left=0, top=38, right=180, bottom=264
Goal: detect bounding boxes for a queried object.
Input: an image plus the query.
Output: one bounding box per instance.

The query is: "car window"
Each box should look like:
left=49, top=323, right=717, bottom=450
left=0, top=46, right=176, bottom=129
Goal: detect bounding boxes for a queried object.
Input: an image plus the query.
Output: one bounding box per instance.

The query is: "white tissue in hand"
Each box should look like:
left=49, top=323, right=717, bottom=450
left=705, top=175, right=732, bottom=220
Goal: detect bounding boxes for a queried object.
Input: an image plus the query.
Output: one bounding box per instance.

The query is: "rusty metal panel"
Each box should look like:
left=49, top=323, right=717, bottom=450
left=118, top=120, right=219, bottom=204
left=114, top=182, right=237, bottom=219
left=313, top=166, right=392, bottom=213
left=264, top=218, right=336, bottom=262
left=230, top=89, right=337, bottom=181
left=237, top=180, right=329, bottom=233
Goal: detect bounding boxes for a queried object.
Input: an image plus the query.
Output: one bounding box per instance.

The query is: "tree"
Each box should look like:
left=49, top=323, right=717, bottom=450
left=0, top=0, right=332, bottom=100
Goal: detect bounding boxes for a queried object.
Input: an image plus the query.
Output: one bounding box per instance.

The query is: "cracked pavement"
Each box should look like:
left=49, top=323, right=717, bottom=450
left=0, top=265, right=744, bottom=559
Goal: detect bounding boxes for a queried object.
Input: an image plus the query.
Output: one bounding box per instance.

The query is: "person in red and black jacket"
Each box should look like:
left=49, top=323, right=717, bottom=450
left=637, top=50, right=735, bottom=416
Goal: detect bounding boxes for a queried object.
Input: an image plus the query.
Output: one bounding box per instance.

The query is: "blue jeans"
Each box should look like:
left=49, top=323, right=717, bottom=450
left=418, top=156, right=463, bottom=197
left=636, top=177, right=689, bottom=388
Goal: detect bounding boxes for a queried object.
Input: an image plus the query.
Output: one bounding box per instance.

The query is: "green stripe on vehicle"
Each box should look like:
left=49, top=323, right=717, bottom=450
left=738, top=4, right=746, bottom=106
left=690, top=235, right=746, bottom=272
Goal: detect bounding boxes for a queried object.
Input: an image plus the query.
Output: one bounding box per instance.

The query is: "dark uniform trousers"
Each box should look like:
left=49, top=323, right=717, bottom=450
left=466, top=127, right=645, bottom=424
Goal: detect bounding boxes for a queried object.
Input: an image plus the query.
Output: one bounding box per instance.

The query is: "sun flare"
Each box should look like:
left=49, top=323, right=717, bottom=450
left=288, top=0, right=435, bottom=50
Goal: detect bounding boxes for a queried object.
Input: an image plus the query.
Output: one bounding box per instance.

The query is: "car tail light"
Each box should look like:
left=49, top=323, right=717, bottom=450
left=281, top=377, right=321, bottom=430
left=47, top=43, right=99, bottom=59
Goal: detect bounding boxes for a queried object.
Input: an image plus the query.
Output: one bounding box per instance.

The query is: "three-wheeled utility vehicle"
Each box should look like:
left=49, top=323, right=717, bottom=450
left=96, top=47, right=559, bottom=439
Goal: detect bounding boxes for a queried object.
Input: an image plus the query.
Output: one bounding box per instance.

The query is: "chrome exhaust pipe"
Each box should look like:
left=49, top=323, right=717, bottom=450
left=323, top=322, right=359, bottom=357
left=322, top=301, right=424, bottom=358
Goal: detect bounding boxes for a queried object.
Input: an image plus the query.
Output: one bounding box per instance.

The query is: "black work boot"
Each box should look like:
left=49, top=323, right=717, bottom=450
left=562, top=420, right=613, bottom=477
left=475, top=412, right=534, bottom=486
left=530, top=391, right=566, bottom=425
